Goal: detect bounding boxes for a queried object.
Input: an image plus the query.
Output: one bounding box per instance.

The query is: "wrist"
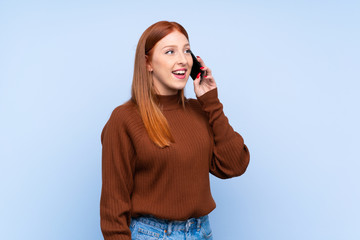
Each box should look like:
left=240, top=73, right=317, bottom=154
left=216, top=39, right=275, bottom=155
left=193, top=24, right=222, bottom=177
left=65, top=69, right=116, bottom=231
left=197, top=88, right=219, bottom=106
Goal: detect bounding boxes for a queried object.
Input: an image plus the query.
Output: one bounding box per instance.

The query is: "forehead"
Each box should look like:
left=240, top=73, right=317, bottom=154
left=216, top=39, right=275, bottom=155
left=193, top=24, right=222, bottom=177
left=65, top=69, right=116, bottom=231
left=155, top=31, right=189, bottom=48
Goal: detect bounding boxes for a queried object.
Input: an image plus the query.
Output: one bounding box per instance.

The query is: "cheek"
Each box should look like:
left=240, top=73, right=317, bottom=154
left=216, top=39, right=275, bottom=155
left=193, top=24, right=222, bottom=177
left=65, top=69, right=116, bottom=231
left=152, top=57, right=171, bottom=74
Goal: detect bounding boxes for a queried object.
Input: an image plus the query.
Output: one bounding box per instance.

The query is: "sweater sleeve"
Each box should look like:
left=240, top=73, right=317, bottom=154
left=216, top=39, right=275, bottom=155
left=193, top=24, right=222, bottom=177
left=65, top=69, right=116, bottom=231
left=197, top=88, right=250, bottom=179
left=100, top=107, right=135, bottom=240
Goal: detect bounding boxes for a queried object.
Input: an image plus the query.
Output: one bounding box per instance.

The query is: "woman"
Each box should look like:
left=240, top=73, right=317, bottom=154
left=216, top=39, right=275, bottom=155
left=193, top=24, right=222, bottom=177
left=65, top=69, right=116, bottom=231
left=100, top=21, right=250, bottom=240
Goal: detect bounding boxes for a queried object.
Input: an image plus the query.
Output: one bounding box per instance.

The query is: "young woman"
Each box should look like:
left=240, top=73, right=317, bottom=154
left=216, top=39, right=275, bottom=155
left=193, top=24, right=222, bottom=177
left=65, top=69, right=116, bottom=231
left=100, top=21, right=250, bottom=240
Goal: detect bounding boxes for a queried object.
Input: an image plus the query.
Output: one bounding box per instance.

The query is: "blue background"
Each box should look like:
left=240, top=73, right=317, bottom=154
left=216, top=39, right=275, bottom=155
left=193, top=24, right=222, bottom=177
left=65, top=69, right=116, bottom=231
left=1, top=1, right=359, bottom=239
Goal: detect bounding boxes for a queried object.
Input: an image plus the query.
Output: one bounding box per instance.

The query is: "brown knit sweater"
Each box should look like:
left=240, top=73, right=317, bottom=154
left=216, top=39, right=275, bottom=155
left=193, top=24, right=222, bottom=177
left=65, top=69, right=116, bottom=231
left=100, top=88, right=250, bottom=240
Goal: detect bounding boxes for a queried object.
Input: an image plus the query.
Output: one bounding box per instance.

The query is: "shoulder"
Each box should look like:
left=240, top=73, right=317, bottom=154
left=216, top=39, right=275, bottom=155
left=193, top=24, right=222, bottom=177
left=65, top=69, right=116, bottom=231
left=101, top=100, right=141, bottom=143
left=104, top=99, right=140, bottom=133
left=110, top=100, right=139, bottom=122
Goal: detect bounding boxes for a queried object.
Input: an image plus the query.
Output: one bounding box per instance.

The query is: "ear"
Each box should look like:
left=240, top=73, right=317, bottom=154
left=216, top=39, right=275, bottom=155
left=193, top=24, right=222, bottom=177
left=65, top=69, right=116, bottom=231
left=145, top=55, right=153, bottom=72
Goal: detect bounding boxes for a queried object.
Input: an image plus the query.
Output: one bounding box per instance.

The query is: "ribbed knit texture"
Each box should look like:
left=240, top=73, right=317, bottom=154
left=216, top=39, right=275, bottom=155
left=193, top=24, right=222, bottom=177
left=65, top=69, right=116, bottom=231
left=100, top=88, right=250, bottom=240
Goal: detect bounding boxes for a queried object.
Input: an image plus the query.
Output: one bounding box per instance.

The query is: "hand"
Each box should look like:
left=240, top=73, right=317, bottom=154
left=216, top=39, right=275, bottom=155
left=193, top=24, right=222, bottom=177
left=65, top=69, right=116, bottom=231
left=193, top=56, right=217, bottom=97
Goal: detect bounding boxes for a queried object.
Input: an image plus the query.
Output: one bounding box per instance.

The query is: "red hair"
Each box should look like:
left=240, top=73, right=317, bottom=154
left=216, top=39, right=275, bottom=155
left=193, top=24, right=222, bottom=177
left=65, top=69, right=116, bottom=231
left=131, top=21, right=189, bottom=148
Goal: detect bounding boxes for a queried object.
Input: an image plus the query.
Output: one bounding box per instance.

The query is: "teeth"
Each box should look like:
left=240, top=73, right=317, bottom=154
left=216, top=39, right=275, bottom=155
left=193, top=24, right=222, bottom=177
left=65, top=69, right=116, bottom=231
left=173, top=70, right=186, bottom=75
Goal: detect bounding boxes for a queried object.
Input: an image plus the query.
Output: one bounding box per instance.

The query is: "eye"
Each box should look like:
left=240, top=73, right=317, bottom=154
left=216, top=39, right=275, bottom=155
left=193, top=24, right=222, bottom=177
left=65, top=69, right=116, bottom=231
left=165, top=50, right=174, bottom=55
left=185, top=49, right=191, bottom=54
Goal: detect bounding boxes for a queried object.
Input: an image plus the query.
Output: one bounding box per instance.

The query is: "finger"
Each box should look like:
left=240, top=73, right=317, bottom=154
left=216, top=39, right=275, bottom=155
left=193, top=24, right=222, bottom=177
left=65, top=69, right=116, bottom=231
left=194, top=72, right=201, bottom=83
left=201, top=72, right=213, bottom=82
left=199, top=67, right=207, bottom=78
left=197, top=57, right=212, bottom=75
left=201, top=76, right=216, bottom=86
left=196, top=56, right=207, bottom=68
left=193, top=72, right=201, bottom=87
left=199, top=66, right=209, bottom=75
left=196, top=72, right=201, bottom=81
left=202, top=76, right=212, bottom=84
left=205, top=67, right=212, bottom=75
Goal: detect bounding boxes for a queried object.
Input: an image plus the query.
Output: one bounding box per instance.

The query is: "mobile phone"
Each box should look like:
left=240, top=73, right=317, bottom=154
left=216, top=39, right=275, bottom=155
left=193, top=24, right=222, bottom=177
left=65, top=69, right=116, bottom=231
left=190, top=51, right=205, bottom=80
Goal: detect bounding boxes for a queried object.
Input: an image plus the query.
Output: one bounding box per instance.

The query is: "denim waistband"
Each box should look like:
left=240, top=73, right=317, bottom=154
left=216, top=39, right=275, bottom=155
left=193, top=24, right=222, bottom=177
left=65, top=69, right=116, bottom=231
left=131, top=214, right=208, bottom=235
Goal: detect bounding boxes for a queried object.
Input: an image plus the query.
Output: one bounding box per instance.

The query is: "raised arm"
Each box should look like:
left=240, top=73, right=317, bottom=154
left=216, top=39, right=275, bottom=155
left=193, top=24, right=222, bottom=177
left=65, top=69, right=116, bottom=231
left=197, top=88, right=250, bottom=179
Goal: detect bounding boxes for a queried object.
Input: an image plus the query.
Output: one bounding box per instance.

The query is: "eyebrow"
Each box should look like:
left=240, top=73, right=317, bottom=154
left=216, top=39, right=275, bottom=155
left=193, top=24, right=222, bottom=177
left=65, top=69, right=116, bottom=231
left=162, top=43, right=190, bottom=49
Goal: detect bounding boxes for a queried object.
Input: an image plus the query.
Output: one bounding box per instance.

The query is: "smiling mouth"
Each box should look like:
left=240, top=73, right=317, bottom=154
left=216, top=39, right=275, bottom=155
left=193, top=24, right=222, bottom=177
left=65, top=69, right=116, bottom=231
left=172, top=70, right=186, bottom=75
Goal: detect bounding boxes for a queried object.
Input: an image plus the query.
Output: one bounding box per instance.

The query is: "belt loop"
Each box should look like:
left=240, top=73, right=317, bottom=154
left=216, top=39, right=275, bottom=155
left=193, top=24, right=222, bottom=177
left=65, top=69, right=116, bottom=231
left=185, top=219, right=191, bottom=232
left=197, top=218, right=201, bottom=231
left=167, top=221, right=172, bottom=236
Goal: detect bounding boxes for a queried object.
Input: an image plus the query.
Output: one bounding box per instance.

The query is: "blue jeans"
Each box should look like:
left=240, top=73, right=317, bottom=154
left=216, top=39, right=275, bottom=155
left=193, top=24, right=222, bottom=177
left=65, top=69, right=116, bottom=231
left=130, top=214, right=213, bottom=240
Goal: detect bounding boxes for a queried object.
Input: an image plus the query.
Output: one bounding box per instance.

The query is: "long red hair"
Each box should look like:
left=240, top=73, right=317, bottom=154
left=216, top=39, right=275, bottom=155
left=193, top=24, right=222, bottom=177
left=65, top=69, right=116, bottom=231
left=131, top=21, right=189, bottom=148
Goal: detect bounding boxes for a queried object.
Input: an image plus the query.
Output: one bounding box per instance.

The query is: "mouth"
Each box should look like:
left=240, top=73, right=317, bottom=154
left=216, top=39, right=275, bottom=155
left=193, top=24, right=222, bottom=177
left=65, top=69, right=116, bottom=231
left=172, top=69, right=187, bottom=79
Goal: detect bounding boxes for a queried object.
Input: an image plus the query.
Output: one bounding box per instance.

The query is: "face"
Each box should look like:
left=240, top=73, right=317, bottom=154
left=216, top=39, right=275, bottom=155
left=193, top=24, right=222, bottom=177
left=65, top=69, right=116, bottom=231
left=147, top=31, right=193, bottom=95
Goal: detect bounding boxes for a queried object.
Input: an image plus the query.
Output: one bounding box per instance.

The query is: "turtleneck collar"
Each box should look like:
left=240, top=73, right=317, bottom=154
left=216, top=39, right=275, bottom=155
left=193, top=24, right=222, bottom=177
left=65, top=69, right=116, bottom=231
left=156, top=93, right=183, bottom=111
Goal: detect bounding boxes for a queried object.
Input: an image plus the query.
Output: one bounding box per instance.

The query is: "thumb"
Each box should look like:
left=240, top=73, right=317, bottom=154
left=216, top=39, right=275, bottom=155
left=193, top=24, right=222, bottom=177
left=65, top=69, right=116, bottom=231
left=193, top=72, right=201, bottom=90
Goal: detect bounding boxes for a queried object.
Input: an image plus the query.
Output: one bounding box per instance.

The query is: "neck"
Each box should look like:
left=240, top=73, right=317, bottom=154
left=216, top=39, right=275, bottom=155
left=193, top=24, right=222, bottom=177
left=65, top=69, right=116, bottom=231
left=156, top=92, right=183, bottom=110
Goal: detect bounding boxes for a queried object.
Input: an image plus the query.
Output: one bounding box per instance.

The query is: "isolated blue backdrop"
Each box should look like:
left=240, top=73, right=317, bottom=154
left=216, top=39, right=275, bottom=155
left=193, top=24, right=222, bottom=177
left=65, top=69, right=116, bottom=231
left=1, top=0, right=359, bottom=239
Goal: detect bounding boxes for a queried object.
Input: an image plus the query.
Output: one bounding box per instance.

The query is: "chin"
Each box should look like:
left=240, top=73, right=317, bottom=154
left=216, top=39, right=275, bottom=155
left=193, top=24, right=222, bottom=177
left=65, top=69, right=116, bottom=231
left=169, top=75, right=189, bottom=91
left=173, top=83, right=187, bottom=91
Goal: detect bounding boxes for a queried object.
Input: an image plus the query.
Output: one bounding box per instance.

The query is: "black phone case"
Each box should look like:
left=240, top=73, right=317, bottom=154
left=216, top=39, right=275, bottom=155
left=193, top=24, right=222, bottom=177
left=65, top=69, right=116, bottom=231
left=190, top=51, right=204, bottom=80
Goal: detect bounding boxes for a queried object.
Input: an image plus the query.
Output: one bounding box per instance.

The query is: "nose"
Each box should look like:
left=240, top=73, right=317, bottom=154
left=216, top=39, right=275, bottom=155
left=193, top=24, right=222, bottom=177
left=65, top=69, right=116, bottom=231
left=176, top=52, right=188, bottom=65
